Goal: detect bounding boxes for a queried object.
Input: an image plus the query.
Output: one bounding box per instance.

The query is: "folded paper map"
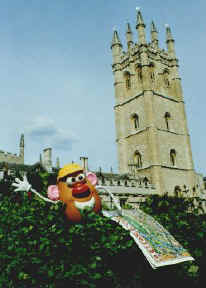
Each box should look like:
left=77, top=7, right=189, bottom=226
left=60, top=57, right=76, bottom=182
left=102, top=208, right=194, bottom=269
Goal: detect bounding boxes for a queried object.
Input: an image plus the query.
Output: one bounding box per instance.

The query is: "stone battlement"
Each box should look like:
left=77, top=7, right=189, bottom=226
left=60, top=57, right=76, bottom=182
left=0, top=134, right=24, bottom=165
left=97, top=177, right=155, bottom=189
left=0, top=151, right=23, bottom=165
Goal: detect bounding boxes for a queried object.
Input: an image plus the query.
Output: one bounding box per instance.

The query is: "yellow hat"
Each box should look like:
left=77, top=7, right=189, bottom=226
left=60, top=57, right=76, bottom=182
left=57, top=163, right=83, bottom=181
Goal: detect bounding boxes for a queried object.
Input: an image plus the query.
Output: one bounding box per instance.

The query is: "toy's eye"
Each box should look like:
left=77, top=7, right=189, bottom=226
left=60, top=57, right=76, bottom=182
left=66, top=177, right=76, bottom=185
left=76, top=173, right=85, bottom=182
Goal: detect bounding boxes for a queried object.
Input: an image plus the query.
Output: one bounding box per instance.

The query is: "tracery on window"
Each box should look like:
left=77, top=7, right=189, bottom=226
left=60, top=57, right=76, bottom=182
left=174, top=185, right=181, bottom=197
left=170, top=149, right=176, bottom=166
left=136, top=64, right=142, bottom=81
left=124, top=71, right=131, bottom=89
left=163, top=69, right=170, bottom=87
left=131, top=113, right=139, bottom=129
left=134, top=150, right=142, bottom=168
left=164, top=112, right=171, bottom=130
left=149, top=62, right=155, bottom=81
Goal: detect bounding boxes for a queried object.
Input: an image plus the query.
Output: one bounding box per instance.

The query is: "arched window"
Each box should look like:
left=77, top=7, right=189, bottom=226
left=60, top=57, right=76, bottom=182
left=163, top=69, right=170, bottom=87
left=170, top=149, right=176, bottom=166
left=192, top=186, right=196, bottom=196
left=131, top=113, right=139, bottom=129
left=174, top=185, right=181, bottom=197
left=149, top=62, right=155, bottom=81
left=136, top=64, right=142, bottom=81
left=134, top=151, right=142, bottom=168
left=143, top=176, right=149, bottom=188
left=164, top=112, right=171, bottom=130
left=124, top=71, right=131, bottom=89
left=120, top=198, right=127, bottom=207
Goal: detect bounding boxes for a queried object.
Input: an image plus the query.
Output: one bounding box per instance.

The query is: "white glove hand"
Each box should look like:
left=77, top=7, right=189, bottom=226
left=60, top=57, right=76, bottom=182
left=12, top=175, right=32, bottom=192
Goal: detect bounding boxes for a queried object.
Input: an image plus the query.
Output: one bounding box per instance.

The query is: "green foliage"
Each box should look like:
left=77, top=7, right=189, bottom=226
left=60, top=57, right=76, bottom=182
left=0, top=174, right=143, bottom=287
left=0, top=171, right=206, bottom=287
left=140, top=195, right=206, bottom=287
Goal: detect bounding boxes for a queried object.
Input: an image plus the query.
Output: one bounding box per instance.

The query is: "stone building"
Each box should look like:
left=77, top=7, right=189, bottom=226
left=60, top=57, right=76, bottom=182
left=0, top=10, right=204, bottom=201
left=0, top=134, right=24, bottom=165
left=41, top=147, right=53, bottom=172
left=111, top=9, right=201, bottom=195
left=0, top=134, right=59, bottom=173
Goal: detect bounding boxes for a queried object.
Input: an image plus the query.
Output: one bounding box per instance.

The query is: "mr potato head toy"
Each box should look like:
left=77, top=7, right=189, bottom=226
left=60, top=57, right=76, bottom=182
left=56, top=163, right=101, bottom=222
left=12, top=163, right=102, bottom=223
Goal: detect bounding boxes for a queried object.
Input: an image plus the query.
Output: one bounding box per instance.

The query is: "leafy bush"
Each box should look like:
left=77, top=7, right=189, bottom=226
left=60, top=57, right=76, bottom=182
left=0, top=182, right=145, bottom=288
left=0, top=171, right=206, bottom=287
left=140, top=195, right=206, bottom=287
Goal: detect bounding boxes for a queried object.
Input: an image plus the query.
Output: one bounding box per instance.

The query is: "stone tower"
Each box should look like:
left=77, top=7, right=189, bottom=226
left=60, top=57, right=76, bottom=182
left=42, top=148, right=52, bottom=172
left=111, top=9, right=196, bottom=195
left=19, top=134, right=24, bottom=163
left=56, top=157, right=60, bottom=169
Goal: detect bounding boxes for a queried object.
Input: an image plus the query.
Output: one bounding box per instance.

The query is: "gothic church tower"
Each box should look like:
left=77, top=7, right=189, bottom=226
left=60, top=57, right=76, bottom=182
left=111, top=9, right=196, bottom=195
left=19, top=133, right=24, bottom=163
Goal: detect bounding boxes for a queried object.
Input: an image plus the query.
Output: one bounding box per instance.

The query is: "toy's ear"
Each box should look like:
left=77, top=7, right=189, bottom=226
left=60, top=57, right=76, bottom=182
left=47, top=185, right=60, bottom=201
left=86, top=172, right=98, bottom=186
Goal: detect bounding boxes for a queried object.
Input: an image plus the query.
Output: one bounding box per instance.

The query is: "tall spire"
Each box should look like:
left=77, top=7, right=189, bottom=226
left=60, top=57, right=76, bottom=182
left=165, top=24, right=176, bottom=58
left=150, top=21, right=158, bottom=49
left=136, top=8, right=145, bottom=28
left=56, top=157, right=60, bottom=169
left=20, top=133, right=24, bottom=147
left=111, top=28, right=122, bottom=65
left=126, top=22, right=132, bottom=33
left=19, top=134, right=24, bottom=162
left=165, top=24, right=174, bottom=42
left=126, top=22, right=133, bottom=49
left=136, top=8, right=146, bottom=45
left=151, top=21, right=157, bottom=32
left=111, top=30, right=122, bottom=49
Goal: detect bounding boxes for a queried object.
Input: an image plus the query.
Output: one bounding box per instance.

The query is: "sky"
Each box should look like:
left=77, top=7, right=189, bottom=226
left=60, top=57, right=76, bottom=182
left=0, top=0, right=205, bottom=175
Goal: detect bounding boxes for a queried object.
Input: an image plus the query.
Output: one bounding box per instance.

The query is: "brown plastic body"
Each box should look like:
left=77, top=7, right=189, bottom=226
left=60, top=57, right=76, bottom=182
left=57, top=180, right=101, bottom=223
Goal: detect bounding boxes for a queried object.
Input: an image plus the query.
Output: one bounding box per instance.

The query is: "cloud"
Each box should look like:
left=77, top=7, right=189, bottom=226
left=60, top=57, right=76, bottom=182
left=25, top=116, right=79, bottom=150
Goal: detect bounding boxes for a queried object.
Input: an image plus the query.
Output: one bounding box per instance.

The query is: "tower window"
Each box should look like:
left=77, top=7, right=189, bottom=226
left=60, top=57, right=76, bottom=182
left=170, top=149, right=176, bottom=166
left=136, top=64, right=142, bottom=81
left=124, top=71, right=131, bottom=89
left=134, top=151, right=142, bottom=168
left=120, top=198, right=127, bottom=207
left=164, top=112, right=171, bottom=130
left=149, top=62, right=155, bottom=81
left=174, top=185, right=181, bottom=197
left=131, top=113, right=139, bottom=129
left=163, top=69, right=170, bottom=87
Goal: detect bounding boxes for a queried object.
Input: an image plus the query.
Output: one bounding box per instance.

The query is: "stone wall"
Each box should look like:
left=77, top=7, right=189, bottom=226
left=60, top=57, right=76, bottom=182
left=97, top=185, right=156, bottom=210
left=0, top=150, right=24, bottom=165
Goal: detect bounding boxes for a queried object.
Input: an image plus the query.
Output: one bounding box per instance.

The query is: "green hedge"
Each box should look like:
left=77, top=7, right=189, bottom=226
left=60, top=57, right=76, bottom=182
left=0, top=174, right=143, bottom=287
left=0, top=172, right=206, bottom=287
left=140, top=195, right=206, bottom=287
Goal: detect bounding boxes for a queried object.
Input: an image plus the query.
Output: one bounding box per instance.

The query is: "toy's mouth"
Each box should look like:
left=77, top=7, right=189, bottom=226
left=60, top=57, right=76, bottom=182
left=74, top=196, right=95, bottom=210
left=72, top=189, right=91, bottom=199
